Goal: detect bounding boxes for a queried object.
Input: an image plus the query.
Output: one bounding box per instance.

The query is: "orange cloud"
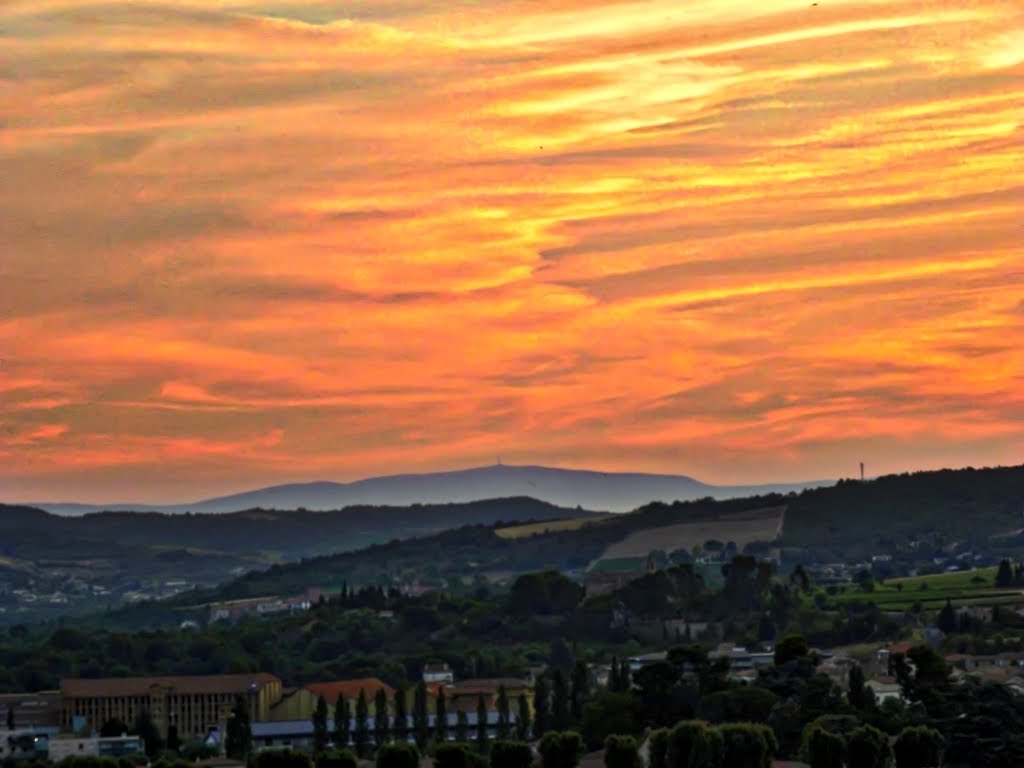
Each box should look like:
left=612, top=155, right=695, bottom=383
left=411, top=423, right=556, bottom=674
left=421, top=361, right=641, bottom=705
left=1, top=0, right=1022, bottom=502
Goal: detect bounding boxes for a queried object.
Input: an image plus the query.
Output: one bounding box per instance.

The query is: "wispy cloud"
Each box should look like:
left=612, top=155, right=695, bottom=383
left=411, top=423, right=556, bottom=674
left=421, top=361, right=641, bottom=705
left=1, top=0, right=1022, bottom=501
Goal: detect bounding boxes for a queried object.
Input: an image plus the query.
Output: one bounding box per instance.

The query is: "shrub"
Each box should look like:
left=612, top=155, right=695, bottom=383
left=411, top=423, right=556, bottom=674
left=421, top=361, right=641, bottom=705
left=846, top=725, right=890, bottom=768
left=377, top=743, right=420, bottom=768
left=647, top=729, right=669, bottom=768
left=434, top=743, right=482, bottom=768
left=538, top=731, right=582, bottom=768
left=805, top=727, right=844, bottom=768
left=603, top=735, right=639, bottom=768
left=317, top=749, right=358, bottom=768
left=490, top=741, right=533, bottom=768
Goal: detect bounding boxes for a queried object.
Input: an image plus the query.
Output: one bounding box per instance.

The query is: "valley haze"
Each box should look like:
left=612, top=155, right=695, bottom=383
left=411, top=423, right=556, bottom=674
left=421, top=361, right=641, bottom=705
left=23, top=464, right=830, bottom=515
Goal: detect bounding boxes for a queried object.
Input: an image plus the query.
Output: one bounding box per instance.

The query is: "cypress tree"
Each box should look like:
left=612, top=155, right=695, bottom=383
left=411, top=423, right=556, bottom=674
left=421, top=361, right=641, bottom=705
left=456, top=709, right=469, bottom=744
left=551, top=670, right=570, bottom=731
left=313, top=695, right=330, bottom=754
left=413, top=682, right=429, bottom=750
left=608, top=658, right=621, bottom=693
left=533, top=675, right=551, bottom=737
left=224, top=697, right=250, bottom=762
left=335, top=693, right=351, bottom=749
left=355, top=690, right=370, bottom=758
left=393, top=687, right=407, bottom=744
left=435, top=689, right=448, bottom=745
left=570, top=662, right=589, bottom=724
left=996, top=559, right=1013, bottom=587
left=496, top=685, right=510, bottom=740
left=374, top=689, right=390, bottom=749
left=475, top=693, right=489, bottom=753
left=848, top=664, right=872, bottom=711
left=516, top=694, right=531, bottom=741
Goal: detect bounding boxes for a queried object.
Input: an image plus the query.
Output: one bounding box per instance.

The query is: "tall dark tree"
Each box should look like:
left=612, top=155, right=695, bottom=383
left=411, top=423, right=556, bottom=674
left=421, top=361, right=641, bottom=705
left=354, top=690, right=370, bottom=758
left=6, top=708, right=14, bottom=731
left=456, top=710, right=469, bottom=744
left=475, top=694, right=488, bottom=753
left=847, top=665, right=872, bottom=711
left=996, top=558, right=1014, bottom=587
left=134, top=709, right=164, bottom=759
left=225, top=696, right=251, bottom=763
left=936, top=598, right=957, bottom=634
left=374, top=689, right=390, bottom=749
left=773, top=634, right=809, bottom=667
left=608, top=658, right=622, bottom=693
left=435, top=689, right=448, bottom=745
left=617, top=662, right=631, bottom=692
left=516, top=694, right=531, bottom=741
left=166, top=722, right=181, bottom=754
left=335, top=694, right=351, bottom=749
left=313, top=695, right=330, bottom=754
left=552, top=670, right=571, bottom=731
left=496, top=685, right=510, bottom=740
left=413, top=682, right=429, bottom=750
left=393, top=687, right=407, bottom=744
left=533, top=676, right=551, bottom=736
left=570, top=662, right=590, bottom=724
left=550, top=638, right=575, bottom=673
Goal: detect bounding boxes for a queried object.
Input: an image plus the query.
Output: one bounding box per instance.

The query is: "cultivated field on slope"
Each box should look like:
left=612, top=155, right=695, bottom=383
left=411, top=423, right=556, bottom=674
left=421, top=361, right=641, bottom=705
left=495, top=517, right=600, bottom=539
left=597, top=505, right=785, bottom=560
left=831, top=566, right=1024, bottom=611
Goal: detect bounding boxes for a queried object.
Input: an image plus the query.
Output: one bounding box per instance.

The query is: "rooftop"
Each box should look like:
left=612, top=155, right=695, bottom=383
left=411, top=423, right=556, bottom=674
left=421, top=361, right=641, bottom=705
left=61, top=674, right=281, bottom=698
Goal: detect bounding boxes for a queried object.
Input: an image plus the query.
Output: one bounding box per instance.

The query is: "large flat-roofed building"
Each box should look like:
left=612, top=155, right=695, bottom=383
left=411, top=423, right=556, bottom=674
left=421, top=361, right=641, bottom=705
left=60, top=674, right=283, bottom=740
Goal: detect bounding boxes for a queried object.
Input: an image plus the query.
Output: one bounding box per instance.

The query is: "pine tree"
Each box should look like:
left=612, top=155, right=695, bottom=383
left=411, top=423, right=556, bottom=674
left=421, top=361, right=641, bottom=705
left=533, top=675, right=551, bottom=736
left=313, top=694, right=330, bottom=753
left=496, top=685, right=510, bottom=740
left=354, top=690, right=370, bottom=757
left=516, top=694, right=531, bottom=741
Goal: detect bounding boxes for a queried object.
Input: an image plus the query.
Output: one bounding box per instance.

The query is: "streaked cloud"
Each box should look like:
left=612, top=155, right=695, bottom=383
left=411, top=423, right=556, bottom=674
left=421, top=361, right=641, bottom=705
left=1, top=0, right=1022, bottom=501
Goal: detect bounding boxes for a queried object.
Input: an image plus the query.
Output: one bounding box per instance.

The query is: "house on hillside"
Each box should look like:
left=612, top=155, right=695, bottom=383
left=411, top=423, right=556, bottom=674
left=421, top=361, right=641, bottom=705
left=276, top=679, right=398, bottom=721
left=443, top=679, right=532, bottom=713
left=423, top=663, right=454, bottom=685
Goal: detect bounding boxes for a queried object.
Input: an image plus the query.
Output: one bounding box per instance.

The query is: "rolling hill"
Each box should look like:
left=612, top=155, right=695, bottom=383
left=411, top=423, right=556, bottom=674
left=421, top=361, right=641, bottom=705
left=0, top=497, right=604, bottom=624
left=28, top=463, right=828, bottom=515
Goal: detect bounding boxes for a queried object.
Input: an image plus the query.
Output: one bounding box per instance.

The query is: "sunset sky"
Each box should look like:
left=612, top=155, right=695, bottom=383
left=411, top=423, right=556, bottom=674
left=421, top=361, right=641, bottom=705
left=1, top=0, right=1022, bottom=503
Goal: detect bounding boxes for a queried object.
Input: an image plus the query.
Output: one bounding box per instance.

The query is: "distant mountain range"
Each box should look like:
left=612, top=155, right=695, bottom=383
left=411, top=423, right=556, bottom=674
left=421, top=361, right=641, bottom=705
left=27, top=464, right=831, bottom=515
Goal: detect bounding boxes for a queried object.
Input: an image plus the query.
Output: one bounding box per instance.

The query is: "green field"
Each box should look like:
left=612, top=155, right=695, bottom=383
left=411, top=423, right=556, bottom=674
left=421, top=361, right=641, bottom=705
left=829, top=567, right=1024, bottom=611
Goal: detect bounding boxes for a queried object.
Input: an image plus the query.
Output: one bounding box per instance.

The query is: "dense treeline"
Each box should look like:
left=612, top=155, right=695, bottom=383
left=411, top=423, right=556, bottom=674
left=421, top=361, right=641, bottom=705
left=0, top=558, right=911, bottom=693
left=784, top=464, right=1024, bottom=564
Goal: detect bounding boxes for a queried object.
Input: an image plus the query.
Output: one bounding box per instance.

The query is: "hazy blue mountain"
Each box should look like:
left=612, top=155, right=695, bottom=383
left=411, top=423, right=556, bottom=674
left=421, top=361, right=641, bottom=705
left=28, top=464, right=829, bottom=515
